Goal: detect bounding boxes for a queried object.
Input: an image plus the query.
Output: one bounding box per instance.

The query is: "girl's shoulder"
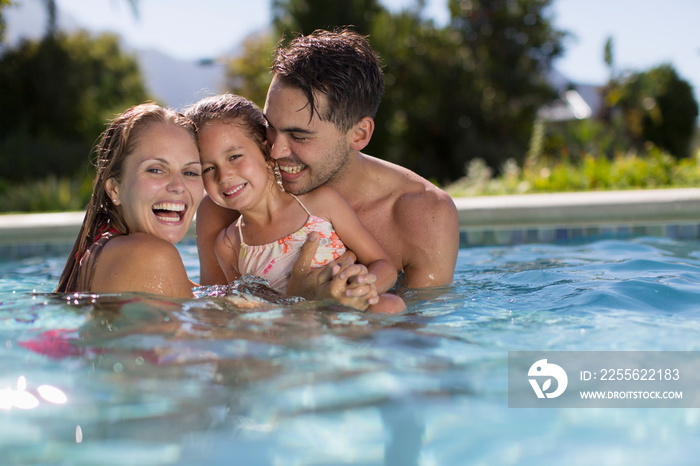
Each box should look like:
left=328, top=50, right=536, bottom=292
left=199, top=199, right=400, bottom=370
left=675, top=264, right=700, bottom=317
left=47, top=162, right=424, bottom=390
left=297, top=186, right=348, bottom=218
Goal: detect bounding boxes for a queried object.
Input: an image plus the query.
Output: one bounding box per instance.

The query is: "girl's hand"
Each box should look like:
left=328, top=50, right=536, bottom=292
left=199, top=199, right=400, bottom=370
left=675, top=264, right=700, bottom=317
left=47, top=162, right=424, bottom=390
left=321, top=264, right=379, bottom=310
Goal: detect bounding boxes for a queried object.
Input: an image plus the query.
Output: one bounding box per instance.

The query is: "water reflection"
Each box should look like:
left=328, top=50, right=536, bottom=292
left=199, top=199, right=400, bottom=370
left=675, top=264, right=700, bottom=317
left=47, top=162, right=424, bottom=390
left=0, top=375, right=67, bottom=410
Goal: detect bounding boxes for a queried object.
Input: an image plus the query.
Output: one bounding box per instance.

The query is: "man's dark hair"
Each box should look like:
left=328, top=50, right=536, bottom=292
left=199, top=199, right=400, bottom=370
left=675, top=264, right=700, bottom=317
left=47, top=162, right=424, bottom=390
left=271, top=29, right=384, bottom=132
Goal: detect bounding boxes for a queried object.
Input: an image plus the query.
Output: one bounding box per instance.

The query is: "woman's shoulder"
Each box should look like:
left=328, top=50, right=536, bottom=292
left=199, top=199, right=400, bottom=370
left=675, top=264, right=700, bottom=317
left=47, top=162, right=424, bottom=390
left=104, top=232, right=182, bottom=260
left=91, top=233, right=193, bottom=297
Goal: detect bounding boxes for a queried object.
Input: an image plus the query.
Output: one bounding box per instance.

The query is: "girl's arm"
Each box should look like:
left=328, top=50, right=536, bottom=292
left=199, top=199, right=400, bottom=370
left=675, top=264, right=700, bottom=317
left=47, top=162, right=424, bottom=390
left=90, top=233, right=195, bottom=299
left=304, top=186, right=398, bottom=295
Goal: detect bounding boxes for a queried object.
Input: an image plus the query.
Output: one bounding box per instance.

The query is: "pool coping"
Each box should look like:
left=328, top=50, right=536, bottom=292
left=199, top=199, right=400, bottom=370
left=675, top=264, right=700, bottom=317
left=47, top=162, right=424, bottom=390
left=1, top=188, right=699, bottom=245
left=454, top=187, right=700, bottom=228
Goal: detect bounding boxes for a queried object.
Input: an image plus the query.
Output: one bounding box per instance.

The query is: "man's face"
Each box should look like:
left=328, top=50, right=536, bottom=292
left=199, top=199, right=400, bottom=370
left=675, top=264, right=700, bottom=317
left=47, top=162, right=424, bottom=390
left=263, top=76, right=352, bottom=195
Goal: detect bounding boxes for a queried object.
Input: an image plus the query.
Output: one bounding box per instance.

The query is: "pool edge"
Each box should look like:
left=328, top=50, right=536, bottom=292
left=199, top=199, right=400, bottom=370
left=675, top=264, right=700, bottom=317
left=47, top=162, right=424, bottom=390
left=2, top=188, right=699, bottom=245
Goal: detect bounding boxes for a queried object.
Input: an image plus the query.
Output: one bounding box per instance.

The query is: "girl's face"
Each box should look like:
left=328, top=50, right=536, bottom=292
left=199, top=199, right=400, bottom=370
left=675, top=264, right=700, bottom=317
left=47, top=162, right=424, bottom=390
left=198, top=121, right=272, bottom=212
left=106, top=123, right=204, bottom=244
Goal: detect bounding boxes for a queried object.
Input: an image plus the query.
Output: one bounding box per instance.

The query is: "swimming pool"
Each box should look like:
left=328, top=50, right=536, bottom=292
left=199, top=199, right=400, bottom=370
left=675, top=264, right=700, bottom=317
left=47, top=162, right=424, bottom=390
left=2, top=235, right=700, bottom=465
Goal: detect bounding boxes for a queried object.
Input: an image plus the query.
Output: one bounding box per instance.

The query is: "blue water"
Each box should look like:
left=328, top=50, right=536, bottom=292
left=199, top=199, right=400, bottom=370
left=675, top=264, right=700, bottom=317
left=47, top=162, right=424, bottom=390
left=2, top=237, right=700, bottom=465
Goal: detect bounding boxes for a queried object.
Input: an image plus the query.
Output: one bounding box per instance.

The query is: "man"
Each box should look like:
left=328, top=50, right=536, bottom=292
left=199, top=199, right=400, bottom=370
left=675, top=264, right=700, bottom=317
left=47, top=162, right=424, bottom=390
left=196, top=29, right=459, bottom=295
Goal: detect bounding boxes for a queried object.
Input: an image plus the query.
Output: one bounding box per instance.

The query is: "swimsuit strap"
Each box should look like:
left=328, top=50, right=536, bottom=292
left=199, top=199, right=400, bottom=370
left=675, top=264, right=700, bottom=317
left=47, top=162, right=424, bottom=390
left=289, top=193, right=312, bottom=217
left=237, top=193, right=312, bottom=245
left=236, top=216, right=245, bottom=245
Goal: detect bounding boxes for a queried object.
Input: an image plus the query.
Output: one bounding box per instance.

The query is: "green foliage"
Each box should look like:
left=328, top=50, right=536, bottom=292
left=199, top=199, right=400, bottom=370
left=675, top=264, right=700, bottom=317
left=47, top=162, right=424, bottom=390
left=227, top=0, right=566, bottom=185
left=446, top=145, right=700, bottom=197
left=0, top=31, right=149, bottom=183
left=272, top=0, right=385, bottom=37
left=605, top=64, right=698, bottom=158
left=225, top=32, right=278, bottom=108
left=0, top=174, right=93, bottom=213
left=0, top=0, right=10, bottom=43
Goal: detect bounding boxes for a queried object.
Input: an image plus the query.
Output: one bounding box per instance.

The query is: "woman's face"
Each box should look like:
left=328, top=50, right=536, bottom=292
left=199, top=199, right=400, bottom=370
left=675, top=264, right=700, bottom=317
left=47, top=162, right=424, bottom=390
left=106, top=123, right=204, bottom=244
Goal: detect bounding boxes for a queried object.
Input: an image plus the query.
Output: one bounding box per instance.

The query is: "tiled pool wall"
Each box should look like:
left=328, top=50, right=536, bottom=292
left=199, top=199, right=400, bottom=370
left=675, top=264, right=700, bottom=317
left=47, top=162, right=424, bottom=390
left=454, top=188, right=700, bottom=247
left=459, top=221, right=700, bottom=247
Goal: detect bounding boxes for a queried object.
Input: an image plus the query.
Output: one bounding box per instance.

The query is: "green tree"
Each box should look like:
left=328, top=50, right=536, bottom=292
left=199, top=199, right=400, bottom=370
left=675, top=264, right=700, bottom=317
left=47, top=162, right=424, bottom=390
left=606, top=64, right=698, bottom=158
left=0, top=31, right=149, bottom=182
left=224, top=0, right=567, bottom=184
left=272, top=0, right=385, bottom=37
left=225, top=32, right=278, bottom=108
left=445, top=0, right=565, bottom=169
left=0, top=0, right=10, bottom=44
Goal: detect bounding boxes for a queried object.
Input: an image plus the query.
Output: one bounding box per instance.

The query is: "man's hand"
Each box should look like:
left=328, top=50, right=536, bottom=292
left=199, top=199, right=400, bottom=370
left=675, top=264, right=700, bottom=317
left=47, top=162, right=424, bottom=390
left=287, top=233, right=378, bottom=308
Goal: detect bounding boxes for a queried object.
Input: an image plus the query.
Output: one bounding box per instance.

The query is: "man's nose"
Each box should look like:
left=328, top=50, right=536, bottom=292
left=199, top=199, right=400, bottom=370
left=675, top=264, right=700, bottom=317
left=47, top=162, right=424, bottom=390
left=269, top=135, right=290, bottom=160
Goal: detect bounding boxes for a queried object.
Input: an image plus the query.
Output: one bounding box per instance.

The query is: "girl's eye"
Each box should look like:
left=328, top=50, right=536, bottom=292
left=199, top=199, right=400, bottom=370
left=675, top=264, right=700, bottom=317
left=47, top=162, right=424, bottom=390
left=202, top=166, right=214, bottom=175
left=291, top=134, right=306, bottom=142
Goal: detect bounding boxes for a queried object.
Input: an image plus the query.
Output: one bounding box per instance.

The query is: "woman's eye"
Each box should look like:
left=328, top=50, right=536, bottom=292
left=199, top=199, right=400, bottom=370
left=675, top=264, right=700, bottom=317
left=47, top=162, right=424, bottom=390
left=229, top=154, right=241, bottom=161
left=147, top=168, right=164, bottom=174
left=185, top=170, right=201, bottom=177
left=291, top=135, right=306, bottom=142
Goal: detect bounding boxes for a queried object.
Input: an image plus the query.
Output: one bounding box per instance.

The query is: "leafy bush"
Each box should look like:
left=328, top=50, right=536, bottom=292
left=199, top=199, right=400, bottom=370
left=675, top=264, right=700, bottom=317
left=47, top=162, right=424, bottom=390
left=0, top=175, right=92, bottom=213
left=0, top=31, right=149, bottom=182
left=446, top=145, right=700, bottom=197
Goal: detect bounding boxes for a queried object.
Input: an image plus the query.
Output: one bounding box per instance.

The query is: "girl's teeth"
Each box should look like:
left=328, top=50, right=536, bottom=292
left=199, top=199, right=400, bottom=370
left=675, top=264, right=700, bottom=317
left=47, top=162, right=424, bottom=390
left=225, top=184, right=245, bottom=196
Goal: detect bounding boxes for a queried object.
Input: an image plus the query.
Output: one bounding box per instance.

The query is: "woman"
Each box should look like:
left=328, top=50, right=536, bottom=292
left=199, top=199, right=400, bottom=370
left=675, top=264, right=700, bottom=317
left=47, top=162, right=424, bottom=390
left=56, top=103, right=204, bottom=298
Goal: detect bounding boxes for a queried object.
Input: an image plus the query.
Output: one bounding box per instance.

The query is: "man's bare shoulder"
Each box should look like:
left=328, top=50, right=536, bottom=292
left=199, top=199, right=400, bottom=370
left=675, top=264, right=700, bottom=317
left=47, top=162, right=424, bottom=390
left=362, top=156, right=459, bottom=287
left=364, top=154, right=456, bottom=214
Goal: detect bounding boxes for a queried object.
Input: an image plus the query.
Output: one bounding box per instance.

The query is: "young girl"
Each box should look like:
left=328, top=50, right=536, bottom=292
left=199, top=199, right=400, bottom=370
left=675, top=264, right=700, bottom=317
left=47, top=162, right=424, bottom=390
left=186, top=94, right=404, bottom=313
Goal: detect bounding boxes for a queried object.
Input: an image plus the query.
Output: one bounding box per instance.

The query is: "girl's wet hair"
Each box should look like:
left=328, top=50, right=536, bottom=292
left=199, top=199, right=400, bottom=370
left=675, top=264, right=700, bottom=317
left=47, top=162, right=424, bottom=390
left=185, top=94, right=269, bottom=160
left=56, top=102, right=196, bottom=293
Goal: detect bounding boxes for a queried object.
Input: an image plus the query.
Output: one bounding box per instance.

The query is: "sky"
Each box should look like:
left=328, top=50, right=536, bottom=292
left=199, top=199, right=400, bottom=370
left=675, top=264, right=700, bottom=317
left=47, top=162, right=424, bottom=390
left=6, top=0, right=700, bottom=101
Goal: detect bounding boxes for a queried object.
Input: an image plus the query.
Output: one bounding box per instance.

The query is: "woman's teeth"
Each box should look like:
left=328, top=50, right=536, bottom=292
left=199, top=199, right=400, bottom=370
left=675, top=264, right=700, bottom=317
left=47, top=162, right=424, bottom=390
left=152, top=202, right=185, bottom=222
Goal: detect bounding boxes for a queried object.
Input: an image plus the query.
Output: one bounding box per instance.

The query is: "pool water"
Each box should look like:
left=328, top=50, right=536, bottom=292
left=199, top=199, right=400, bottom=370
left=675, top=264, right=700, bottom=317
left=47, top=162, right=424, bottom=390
left=2, top=237, right=700, bottom=465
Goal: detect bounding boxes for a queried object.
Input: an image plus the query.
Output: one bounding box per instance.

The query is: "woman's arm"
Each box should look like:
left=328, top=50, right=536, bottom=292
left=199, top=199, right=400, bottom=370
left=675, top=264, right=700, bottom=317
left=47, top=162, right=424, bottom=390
left=90, top=234, right=195, bottom=299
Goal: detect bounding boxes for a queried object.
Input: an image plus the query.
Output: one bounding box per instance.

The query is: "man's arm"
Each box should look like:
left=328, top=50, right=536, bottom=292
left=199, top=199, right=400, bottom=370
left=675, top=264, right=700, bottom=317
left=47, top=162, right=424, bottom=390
left=398, top=190, right=459, bottom=288
left=195, top=195, right=239, bottom=285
